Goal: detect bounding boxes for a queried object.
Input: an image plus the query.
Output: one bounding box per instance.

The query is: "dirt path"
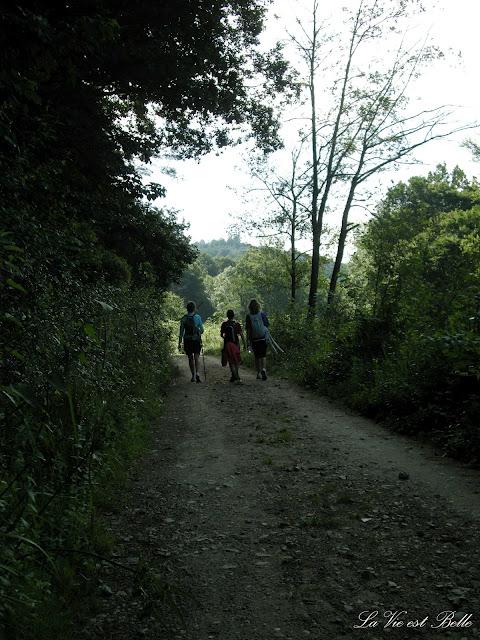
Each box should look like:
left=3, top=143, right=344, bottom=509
left=81, top=356, right=480, bottom=640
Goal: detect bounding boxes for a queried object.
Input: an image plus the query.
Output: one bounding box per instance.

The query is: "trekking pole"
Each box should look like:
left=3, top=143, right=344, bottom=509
left=202, top=347, right=207, bottom=381
left=269, top=333, right=285, bottom=354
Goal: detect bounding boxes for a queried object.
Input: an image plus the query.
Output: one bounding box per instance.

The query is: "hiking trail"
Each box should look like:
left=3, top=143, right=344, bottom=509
left=80, top=356, right=480, bottom=640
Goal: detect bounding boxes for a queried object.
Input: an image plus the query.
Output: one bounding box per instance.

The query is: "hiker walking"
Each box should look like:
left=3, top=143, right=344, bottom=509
left=245, top=299, right=269, bottom=380
left=220, top=309, right=246, bottom=382
left=178, top=301, right=204, bottom=383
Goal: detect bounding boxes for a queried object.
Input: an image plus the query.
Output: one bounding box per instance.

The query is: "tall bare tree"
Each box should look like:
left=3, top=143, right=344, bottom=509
left=290, top=0, right=477, bottom=313
left=242, top=146, right=311, bottom=301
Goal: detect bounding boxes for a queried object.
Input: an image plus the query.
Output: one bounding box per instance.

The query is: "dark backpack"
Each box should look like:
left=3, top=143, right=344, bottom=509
left=183, top=314, right=198, bottom=339
left=224, top=321, right=236, bottom=343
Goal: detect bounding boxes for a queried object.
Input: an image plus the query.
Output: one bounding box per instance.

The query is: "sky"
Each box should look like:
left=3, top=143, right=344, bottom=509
left=146, top=0, right=480, bottom=251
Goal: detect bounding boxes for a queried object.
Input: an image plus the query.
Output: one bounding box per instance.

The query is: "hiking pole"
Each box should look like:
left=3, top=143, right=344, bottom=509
left=269, top=333, right=285, bottom=354
left=266, top=329, right=285, bottom=355
left=202, top=346, right=207, bottom=381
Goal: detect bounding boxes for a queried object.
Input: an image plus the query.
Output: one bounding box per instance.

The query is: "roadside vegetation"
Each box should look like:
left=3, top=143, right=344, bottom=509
left=2, top=0, right=479, bottom=636
left=0, top=1, right=289, bottom=636
left=176, top=164, right=480, bottom=460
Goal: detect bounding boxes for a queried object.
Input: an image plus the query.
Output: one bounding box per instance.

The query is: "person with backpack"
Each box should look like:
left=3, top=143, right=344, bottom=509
left=220, top=309, right=246, bottom=382
left=178, top=301, right=204, bottom=383
left=245, top=299, right=269, bottom=380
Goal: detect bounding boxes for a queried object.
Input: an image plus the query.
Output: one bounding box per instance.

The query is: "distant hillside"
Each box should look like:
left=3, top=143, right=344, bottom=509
left=196, top=234, right=252, bottom=258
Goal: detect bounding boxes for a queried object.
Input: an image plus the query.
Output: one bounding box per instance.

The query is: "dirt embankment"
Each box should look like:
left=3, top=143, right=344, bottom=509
left=80, top=356, right=480, bottom=640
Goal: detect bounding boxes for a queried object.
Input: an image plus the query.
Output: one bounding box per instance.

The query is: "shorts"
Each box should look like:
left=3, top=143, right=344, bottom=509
left=184, top=338, right=201, bottom=356
left=251, top=338, right=267, bottom=358
left=225, top=341, right=241, bottom=366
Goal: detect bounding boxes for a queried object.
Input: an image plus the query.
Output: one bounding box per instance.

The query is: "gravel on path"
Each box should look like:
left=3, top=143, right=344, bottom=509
left=80, top=355, right=480, bottom=640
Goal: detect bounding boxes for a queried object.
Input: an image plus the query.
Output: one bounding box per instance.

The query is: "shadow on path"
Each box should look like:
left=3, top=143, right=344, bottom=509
left=79, top=355, right=480, bottom=639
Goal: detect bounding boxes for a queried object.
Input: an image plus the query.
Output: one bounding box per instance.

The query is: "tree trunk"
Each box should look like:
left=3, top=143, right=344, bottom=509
left=327, top=221, right=348, bottom=306
left=308, top=49, right=319, bottom=315
left=306, top=5, right=362, bottom=315
left=308, top=225, right=321, bottom=312
left=290, top=217, right=297, bottom=302
left=328, top=193, right=354, bottom=305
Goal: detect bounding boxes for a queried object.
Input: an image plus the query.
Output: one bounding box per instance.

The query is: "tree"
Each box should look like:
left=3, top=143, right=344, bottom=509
left=1, top=2, right=293, bottom=324
left=197, top=253, right=236, bottom=277
left=242, top=146, right=311, bottom=301
left=351, top=170, right=480, bottom=425
left=354, top=165, right=480, bottom=321
left=207, top=246, right=308, bottom=316
left=172, top=261, right=215, bottom=319
left=463, top=139, right=480, bottom=163
left=196, top=236, right=252, bottom=258
left=0, top=2, right=292, bottom=627
left=289, top=0, right=477, bottom=313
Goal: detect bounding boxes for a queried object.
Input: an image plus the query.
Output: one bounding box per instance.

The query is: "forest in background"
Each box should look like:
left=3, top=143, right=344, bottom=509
left=1, top=0, right=479, bottom=637
left=174, top=163, right=480, bottom=460
left=0, top=1, right=289, bottom=636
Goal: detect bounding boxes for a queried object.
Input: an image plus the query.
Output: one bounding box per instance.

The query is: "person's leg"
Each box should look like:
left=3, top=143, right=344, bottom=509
left=261, top=356, right=267, bottom=380
left=229, top=362, right=235, bottom=381
left=258, top=340, right=267, bottom=380
left=194, top=352, right=201, bottom=381
left=252, top=342, right=263, bottom=378
left=233, top=363, right=240, bottom=380
left=255, top=355, right=261, bottom=378
left=188, top=354, right=195, bottom=381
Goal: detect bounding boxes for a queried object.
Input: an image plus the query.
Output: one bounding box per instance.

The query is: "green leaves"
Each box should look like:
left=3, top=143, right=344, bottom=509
left=2, top=384, right=38, bottom=408
left=0, top=2, right=289, bottom=630
left=5, top=278, right=27, bottom=293
left=83, top=323, right=99, bottom=342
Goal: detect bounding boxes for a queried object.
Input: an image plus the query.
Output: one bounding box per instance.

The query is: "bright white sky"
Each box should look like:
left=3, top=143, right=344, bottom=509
left=146, top=0, right=480, bottom=252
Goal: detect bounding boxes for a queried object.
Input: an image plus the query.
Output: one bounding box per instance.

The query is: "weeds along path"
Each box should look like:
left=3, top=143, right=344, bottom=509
left=81, top=356, right=480, bottom=639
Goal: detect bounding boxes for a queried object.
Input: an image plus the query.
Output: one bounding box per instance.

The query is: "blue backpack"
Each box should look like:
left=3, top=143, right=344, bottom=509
left=249, top=312, right=267, bottom=340
left=183, top=314, right=199, bottom=340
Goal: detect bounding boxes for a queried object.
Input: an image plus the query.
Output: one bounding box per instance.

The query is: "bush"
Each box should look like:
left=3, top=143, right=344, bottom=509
left=0, top=276, right=176, bottom=637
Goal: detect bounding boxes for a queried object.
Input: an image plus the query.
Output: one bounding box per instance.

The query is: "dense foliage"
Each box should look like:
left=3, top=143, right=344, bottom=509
left=196, top=235, right=253, bottom=258
left=0, top=1, right=287, bottom=635
left=173, top=237, right=260, bottom=319
left=184, top=167, right=479, bottom=460
left=273, top=166, right=480, bottom=458
left=173, top=240, right=316, bottom=321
